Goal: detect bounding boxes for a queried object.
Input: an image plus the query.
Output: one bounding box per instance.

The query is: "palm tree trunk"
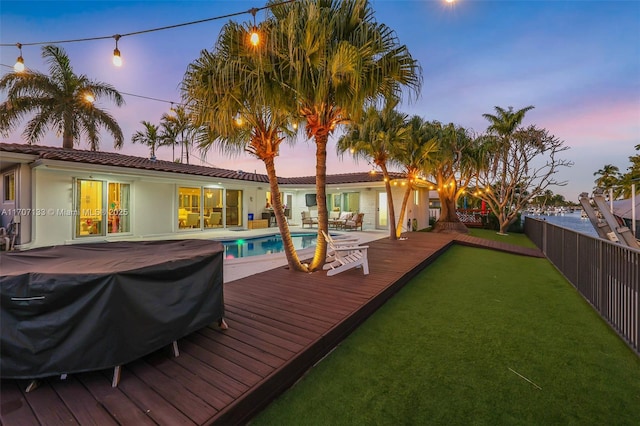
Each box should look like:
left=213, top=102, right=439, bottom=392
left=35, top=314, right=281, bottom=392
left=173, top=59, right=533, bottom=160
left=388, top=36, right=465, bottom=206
left=62, top=132, right=74, bottom=149
left=308, top=133, right=329, bottom=271
left=395, top=185, right=412, bottom=239
left=380, top=163, right=397, bottom=240
left=264, top=157, right=307, bottom=272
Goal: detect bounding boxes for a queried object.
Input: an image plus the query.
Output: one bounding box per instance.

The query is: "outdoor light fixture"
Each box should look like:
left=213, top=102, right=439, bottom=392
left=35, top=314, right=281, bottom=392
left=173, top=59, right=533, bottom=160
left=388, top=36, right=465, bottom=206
left=249, top=8, right=259, bottom=46
left=234, top=114, right=244, bottom=126
left=112, top=35, right=122, bottom=67
left=85, top=93, right=95, bottom=103
left=14, top=43, right=25, bottom=73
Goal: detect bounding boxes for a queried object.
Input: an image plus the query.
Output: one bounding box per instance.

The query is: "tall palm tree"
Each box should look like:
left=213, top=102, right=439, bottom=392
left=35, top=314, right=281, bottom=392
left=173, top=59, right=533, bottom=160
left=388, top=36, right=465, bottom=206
left=160, top=105, right=192, bottom=164
left=267, top=0, right=422, bottom=270
left=336, top=100, right=407, bottom=240
left=182, top=20, right=308, bottom=272
left=131, top=121, right=161, bottom=159
left=0, top=45, right=124, bottom=150
left=392, top=116, right=438, bottom=238
left=481, top=105, right=534, bottom=175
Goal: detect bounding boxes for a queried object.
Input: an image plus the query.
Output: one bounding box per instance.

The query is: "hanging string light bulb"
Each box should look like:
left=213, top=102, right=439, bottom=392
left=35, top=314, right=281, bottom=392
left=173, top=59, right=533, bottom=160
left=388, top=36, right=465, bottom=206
left=112, top=34, right=122, bottom=67
left=14, top=43, right=25, bottom=73
left=249, top=8, right=259, bottom=46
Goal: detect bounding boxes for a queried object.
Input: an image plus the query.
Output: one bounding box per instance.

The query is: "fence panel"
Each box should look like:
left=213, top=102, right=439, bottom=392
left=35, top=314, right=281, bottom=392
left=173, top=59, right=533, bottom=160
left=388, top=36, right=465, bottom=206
left=525, top=217, right=639, bottom=356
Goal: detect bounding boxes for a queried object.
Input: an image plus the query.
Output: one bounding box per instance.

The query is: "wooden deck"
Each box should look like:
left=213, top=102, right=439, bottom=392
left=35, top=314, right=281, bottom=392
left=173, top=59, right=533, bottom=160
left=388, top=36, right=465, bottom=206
left=1, top=232, right=543, bottom=425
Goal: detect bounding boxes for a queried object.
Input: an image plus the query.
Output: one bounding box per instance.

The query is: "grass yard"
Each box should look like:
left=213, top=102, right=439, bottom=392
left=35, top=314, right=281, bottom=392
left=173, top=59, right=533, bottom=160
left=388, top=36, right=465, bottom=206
left=252, top=234, right=640, bottom=425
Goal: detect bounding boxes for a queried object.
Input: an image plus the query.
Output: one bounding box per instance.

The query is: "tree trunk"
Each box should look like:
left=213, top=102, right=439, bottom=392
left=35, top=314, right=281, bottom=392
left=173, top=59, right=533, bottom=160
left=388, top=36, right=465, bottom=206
left=308, top=133, right=329, bottom=272
left=380, top=164, right=397, bottom=240
left=432, top=186, right=469, bottom=234
left=395, top=185, right=412, bottom=239
left=264, top=157, right=307, bottom=272
left=62, top=133, right=74, bottom=149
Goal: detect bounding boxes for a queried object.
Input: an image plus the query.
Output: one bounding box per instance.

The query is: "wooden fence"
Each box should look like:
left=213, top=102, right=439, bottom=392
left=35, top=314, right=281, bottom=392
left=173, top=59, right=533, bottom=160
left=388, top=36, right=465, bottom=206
left=525, top=217, right=639, bottom=356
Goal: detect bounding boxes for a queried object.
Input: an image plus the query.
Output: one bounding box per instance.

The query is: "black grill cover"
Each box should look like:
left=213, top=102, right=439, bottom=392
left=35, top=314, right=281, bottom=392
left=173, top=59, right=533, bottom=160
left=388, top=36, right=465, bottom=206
left=0, top=240, right=224, bottom=379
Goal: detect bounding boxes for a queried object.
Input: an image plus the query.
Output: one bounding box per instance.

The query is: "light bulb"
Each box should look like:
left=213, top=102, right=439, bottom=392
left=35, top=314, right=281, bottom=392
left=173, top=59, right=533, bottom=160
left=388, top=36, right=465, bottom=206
left=235, top=116, right=244, bottom=126
left=14, top=56, right=25, bottom=73
left=250, top=29, right=259, bottom=46
left=14, top=43, right=24, bottom=72
left=85, top=93, right=95, bottom=103
left=112, top=48, right=122, bottom=67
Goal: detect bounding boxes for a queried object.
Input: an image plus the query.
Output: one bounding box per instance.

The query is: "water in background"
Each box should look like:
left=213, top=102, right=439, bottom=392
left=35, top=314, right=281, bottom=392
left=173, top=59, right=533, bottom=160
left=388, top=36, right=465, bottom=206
left=523, top=211, right=598, bottom=238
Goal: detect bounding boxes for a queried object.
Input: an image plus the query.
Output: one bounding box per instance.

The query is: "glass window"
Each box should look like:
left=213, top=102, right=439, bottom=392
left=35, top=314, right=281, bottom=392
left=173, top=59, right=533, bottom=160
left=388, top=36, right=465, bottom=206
left=108, top=182, right=130, bottom=233
left=76, top=179, right=104, bottom=236
left=3, top=173, right=15, bottom=202
left=226, top=189, right=243, bottom=227
left=204, top=188, right=223, bottom=229
left=76, top=179, right=131, bottom=237
left=178, top=186, right=201, bottom=229
left=342, top=192, right=360, bottom=213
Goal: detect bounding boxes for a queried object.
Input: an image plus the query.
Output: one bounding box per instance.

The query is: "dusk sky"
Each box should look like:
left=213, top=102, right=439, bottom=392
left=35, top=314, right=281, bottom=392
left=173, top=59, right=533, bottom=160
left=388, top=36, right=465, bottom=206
left=1, top=1, right=639, bottom=202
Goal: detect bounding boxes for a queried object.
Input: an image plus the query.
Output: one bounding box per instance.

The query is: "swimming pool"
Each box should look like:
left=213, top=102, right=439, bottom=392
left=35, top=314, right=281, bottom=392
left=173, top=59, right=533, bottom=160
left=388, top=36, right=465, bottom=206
left=220, top=233, right=318, bottom=259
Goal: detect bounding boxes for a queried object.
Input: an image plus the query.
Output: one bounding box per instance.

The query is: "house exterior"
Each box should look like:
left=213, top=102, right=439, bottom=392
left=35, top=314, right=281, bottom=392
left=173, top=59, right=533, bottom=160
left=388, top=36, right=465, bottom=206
left=0, top=143, right=436, bottom=249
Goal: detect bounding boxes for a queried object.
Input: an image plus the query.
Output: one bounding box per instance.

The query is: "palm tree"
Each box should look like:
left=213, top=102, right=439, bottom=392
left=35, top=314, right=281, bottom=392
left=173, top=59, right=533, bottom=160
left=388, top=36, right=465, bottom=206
left=392, top=116, right=438, bottom=238
left=182, top=20, right=308, bottom=272
left=336, top=100, right=407, bottom=240
left=481, top=105, right=534, bottom=175
left=478, top=105, right=534, bottom=234
left=267, top=0, right=422, bottom=270
left=131, top=121, right=161, bottom=159
left=0, top=45, right=124, bottom=150
left=160, top=105, right=192, bottom=164
left=593, top=164, right=621, bottom=198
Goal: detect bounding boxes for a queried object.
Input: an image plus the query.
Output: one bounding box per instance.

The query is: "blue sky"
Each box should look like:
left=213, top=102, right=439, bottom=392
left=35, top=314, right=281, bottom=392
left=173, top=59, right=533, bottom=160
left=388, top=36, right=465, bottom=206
left=1, top=0, right=639, bottom=202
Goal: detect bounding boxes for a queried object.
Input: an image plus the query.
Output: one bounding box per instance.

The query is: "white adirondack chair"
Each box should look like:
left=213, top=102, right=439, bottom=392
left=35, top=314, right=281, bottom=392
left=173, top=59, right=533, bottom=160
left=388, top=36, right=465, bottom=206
left=322, top=230, right=369, bottom=276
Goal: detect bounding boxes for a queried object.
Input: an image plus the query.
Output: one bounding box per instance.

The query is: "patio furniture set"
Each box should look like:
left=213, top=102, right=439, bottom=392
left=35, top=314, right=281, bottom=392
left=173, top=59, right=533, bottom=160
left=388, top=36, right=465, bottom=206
left=301, top=211, right=364, bottom=231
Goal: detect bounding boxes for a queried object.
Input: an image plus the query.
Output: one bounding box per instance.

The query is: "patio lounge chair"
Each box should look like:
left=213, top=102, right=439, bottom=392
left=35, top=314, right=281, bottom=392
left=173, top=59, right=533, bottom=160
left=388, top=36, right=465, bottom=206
left=343, top=213, right=364, bottom=231
left=322, top=232, right=369, bottom=276
left=0, top=220, right=17, bottom=251
left=301, top=211, right=318, bottom=228
left=321, top=230, right=360, bottom=263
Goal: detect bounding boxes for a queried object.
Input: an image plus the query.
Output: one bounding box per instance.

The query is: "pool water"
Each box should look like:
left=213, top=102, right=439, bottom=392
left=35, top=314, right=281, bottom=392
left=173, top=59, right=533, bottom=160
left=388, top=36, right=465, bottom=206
left=220, top=233, right=318, bottom=259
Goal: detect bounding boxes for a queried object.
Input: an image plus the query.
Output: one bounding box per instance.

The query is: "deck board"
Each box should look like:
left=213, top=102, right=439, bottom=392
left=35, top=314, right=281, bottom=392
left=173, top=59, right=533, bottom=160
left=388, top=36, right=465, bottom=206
left=1, top=231, right=542, bottom=425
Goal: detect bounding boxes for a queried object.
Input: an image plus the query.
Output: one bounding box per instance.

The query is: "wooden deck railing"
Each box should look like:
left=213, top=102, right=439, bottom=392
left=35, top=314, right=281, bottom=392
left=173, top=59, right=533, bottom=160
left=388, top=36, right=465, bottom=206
left=525, top=217, right=639, bottom=356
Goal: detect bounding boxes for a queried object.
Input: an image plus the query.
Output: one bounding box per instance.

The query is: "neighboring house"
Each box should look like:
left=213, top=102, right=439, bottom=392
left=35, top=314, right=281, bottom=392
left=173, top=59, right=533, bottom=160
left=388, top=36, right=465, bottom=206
left=0, top=143, right=436, bottom=249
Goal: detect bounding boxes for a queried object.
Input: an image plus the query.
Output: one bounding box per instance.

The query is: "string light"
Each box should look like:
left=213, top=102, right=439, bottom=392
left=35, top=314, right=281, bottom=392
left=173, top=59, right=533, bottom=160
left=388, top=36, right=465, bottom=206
left=112, top=35, right=122, bottom=67
left=1, top=0, right=296, bottom=67
left=14, top=43, right=24, bottom=72
left=249, top=8, right=260, bottom=46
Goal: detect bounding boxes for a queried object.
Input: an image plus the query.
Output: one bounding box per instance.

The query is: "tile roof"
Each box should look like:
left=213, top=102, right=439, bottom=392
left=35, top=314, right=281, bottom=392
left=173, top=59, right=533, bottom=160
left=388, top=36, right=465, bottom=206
left=0, top=143, right=404, bottom=185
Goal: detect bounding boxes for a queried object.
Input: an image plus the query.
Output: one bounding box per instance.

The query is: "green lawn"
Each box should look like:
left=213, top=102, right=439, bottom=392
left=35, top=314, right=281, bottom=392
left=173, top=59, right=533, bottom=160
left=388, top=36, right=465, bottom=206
left=252, top=236, right=640, bottom=425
